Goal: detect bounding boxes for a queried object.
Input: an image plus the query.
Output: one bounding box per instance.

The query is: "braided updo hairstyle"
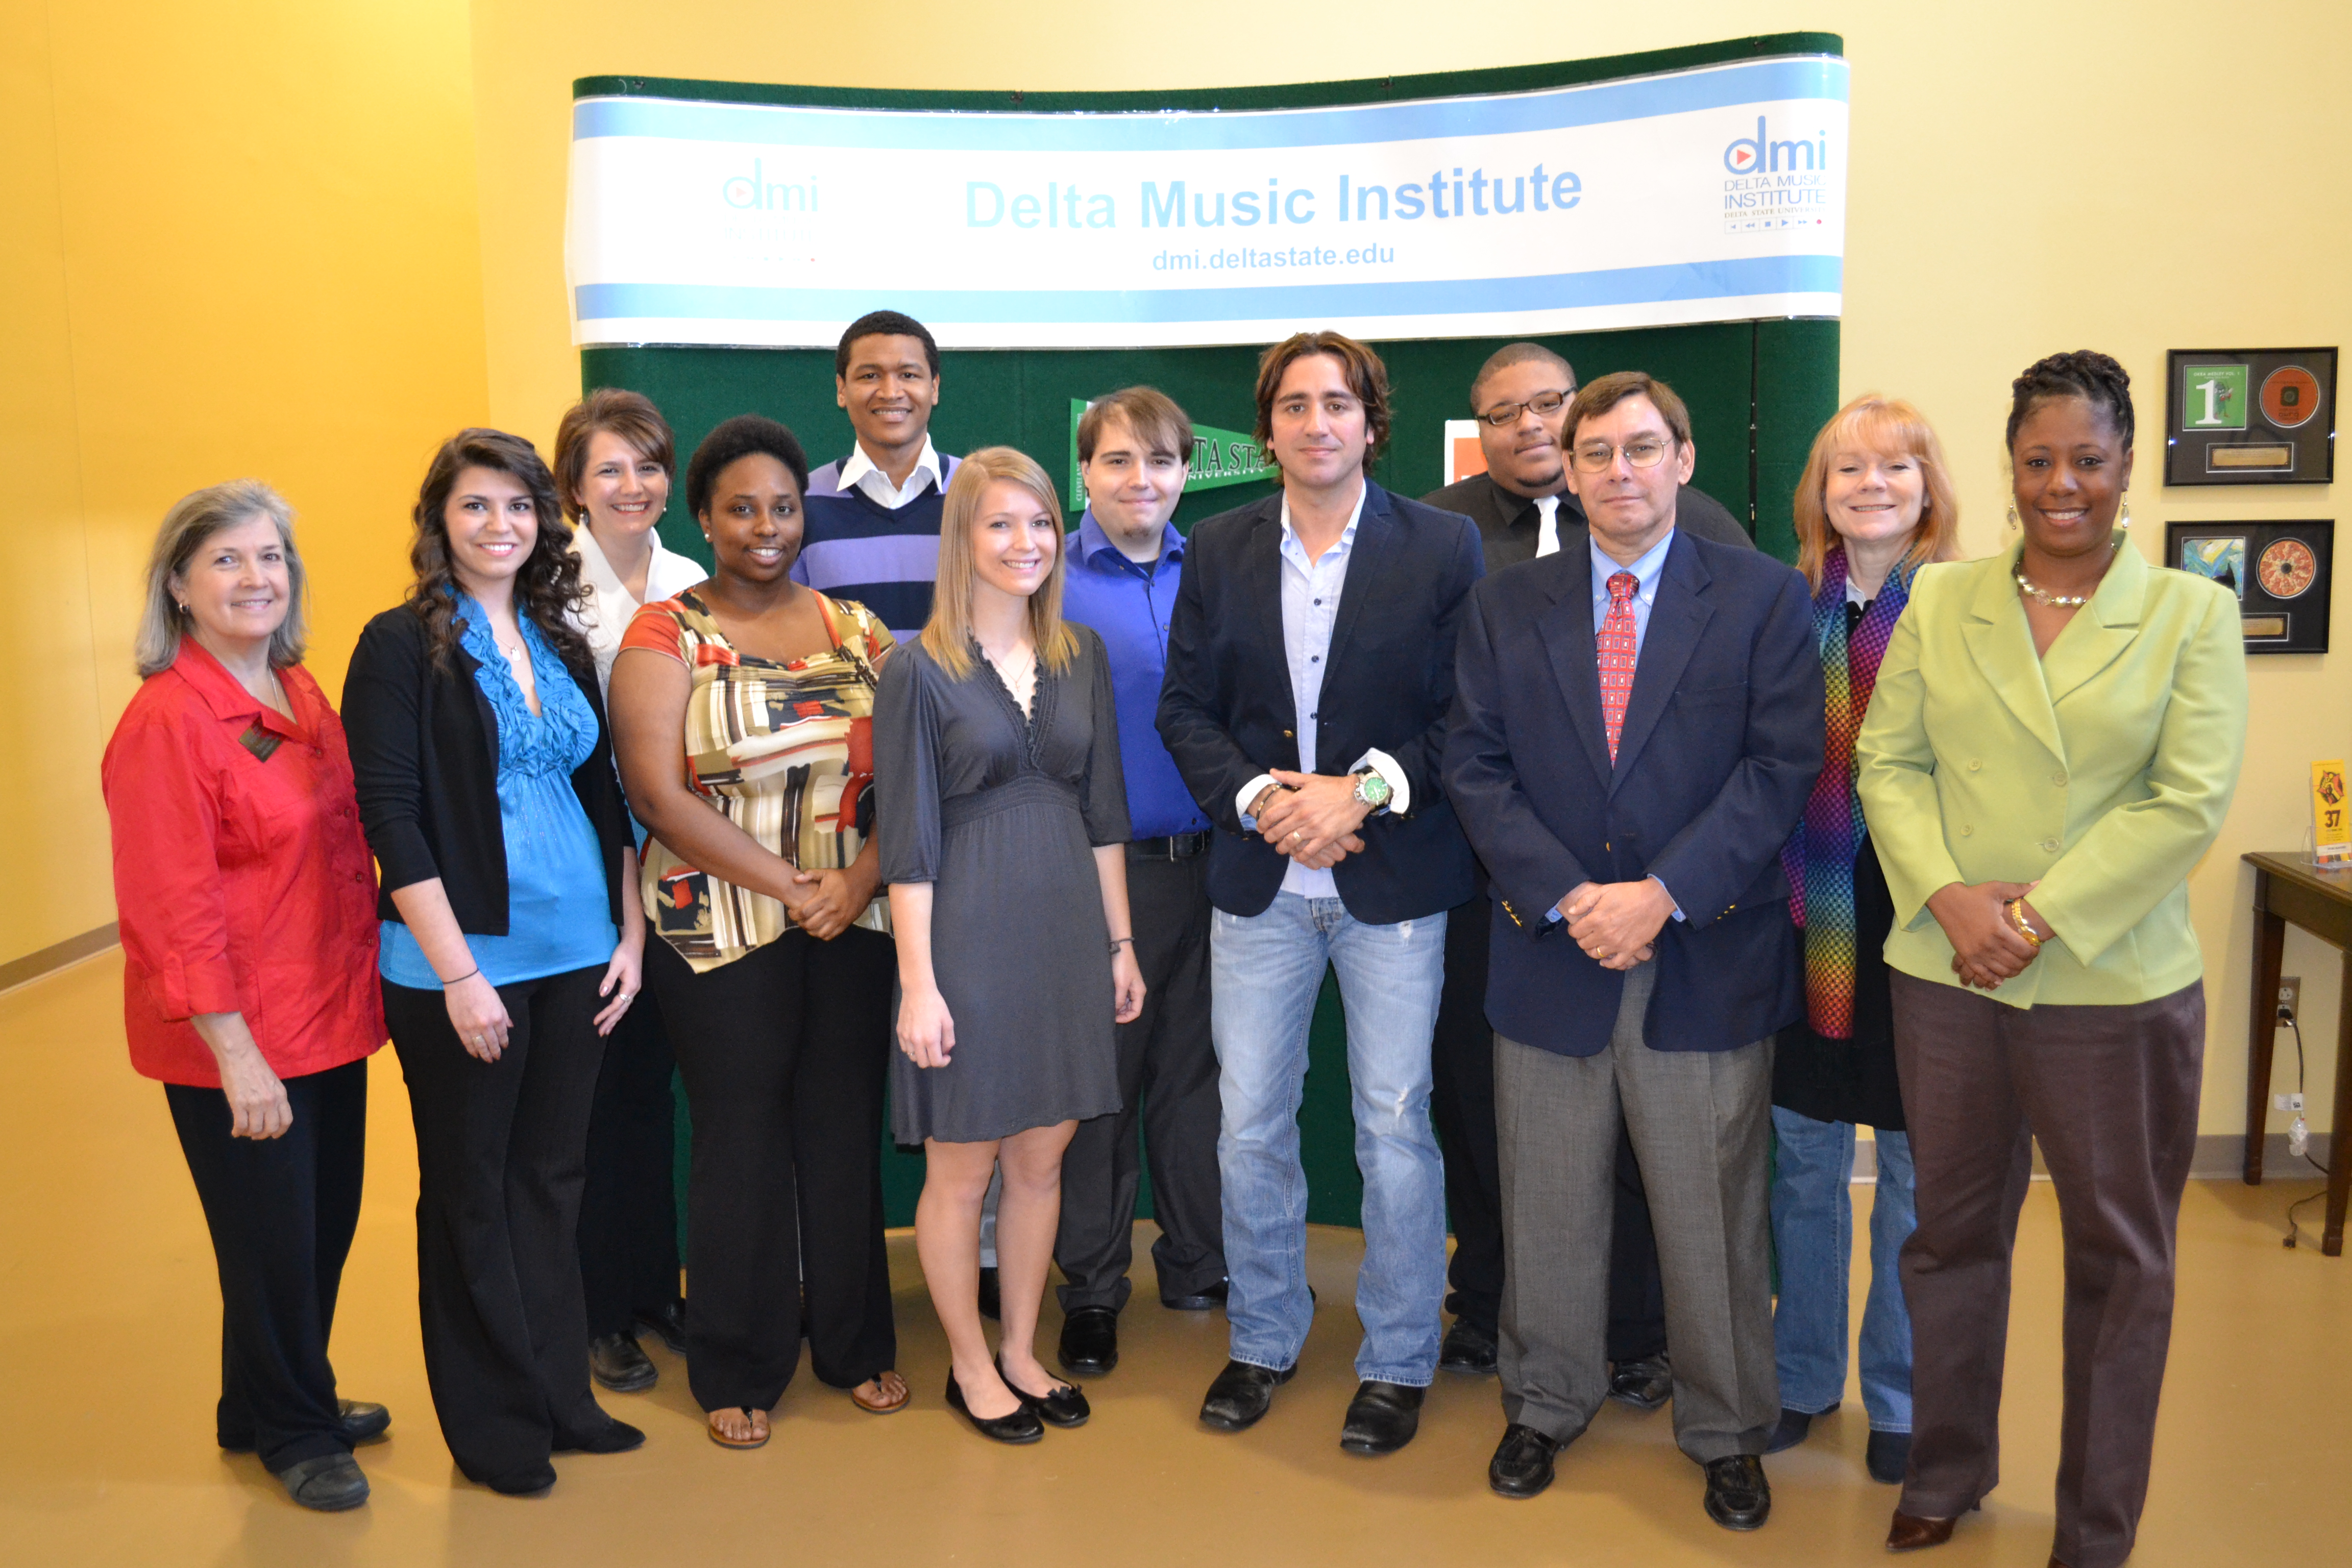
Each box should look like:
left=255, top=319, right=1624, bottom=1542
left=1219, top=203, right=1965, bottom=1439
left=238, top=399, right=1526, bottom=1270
left=2006, top=350, right=2135, bottom=453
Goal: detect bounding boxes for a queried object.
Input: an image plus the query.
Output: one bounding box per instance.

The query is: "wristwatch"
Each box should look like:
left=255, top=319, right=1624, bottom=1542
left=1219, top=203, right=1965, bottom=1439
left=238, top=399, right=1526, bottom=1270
left=1351, top=769, right=1393, bottom=813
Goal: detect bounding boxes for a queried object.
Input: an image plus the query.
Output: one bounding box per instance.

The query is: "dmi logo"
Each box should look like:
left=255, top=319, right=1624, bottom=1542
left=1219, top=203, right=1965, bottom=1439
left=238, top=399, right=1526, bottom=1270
left=1723, top=116, right=1830, bottom=175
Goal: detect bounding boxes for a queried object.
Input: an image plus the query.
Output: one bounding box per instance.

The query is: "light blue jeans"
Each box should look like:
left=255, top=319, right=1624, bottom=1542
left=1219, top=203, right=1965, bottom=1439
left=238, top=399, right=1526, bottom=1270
left=1769, top=1105, right=1916, bottom=1431
left=1211, top=894, right=1448, bottom=1385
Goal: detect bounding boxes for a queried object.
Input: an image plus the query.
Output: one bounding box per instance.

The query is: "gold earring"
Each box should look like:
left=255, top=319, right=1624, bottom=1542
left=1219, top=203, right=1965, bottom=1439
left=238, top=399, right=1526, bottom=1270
left=2119, top=496, right=2132, bottom=531
left=2006, top=504, right=2020, bottom=532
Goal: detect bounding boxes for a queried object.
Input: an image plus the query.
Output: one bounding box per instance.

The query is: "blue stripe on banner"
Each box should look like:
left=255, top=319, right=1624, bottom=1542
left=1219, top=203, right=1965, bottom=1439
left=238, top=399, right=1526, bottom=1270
left=574, top=57, right=1847, bottom=153
left=576, top=255, right=1842, bottom=328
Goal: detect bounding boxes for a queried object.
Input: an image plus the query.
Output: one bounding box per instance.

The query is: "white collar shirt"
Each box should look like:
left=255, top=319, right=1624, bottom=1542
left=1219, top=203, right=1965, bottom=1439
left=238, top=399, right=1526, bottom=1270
left=839, top=436, right=944, bottom=510
left=572, top=523, right=707, bottom=696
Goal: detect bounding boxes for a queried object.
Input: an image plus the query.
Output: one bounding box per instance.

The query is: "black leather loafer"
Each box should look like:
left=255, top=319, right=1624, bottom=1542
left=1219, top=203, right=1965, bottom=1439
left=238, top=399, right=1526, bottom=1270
left=1765, top=1402, right=1833, bottom=1454
left=275, top=1452, right=369, bottom=1511
left=946, top=1369, right=1043, bottom=1444
left=1198, top=1359, right=1295, bottom=1431
left=590, top=1332, right=658, bottom=1392
left=1339, top=1380, right=1425, bottom=1456
left=1867, top=1429, right=1912, bottom=1485
left=1058, top=1306, right=1120, bottom=1376
left=223, top=1399, right=391, bottom=1454
left=1607, top=1353, right=1673, bottom=1410
left=634, top=1300, right=688, bottom=1357
left=486, top=1460, right=557, bottom=1496
left=977, top=1266, right=1001, bottom=1322
left=1703, top=1454, right=1772, bottom=1531
left=1161, top=1279, right=1229, bottom=1311
left=1487, top=1423, right=1562, bottom=1498
left=1440, top=1319, right=1499, bottom=1375
left=554, top=1416, right=645, bottom=1454
left=999, top=1358, right=1089, bottom=1428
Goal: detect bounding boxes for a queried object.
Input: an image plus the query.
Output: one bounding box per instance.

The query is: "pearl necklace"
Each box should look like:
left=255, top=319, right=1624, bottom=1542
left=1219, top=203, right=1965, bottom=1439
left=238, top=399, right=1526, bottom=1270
left=2015, top=540, right=2119, bottom=609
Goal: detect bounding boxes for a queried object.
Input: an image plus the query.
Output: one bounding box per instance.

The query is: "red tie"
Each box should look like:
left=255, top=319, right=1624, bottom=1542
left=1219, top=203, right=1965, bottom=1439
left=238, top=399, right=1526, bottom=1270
left=1599, top=571, right=1638, bottom=764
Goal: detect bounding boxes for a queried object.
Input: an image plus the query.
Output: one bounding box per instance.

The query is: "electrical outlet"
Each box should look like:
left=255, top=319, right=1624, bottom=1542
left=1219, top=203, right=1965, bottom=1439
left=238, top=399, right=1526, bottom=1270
left=2277, top=1094, right=2293, bottom=1110
left=2280, top=976, right=2302, bottom=1017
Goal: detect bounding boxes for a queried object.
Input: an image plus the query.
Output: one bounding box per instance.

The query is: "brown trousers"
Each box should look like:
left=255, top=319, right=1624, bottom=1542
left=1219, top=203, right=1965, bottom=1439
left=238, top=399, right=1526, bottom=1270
left=1890, top=971, right=2204, bottom=1568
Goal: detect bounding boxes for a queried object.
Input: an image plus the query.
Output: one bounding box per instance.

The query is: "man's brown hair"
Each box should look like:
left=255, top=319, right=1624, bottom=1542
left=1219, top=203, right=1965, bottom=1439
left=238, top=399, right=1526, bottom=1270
left=551, top=388, right=678, bottom=521
left=1077, top=386, right=1194, bottom=464
left=1560, top=371, right=1694, bottom=453
left=1251, top=331, right=1392, bottom=464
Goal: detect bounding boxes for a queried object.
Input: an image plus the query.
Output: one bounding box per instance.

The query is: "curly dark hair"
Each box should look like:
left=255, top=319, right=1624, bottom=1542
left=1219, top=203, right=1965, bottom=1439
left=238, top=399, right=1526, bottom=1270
left=405, top=428, right=593, bottom=674
left=2007, top=350, right=2135, bottom=453
left=685, top=414, right=811, bottom=520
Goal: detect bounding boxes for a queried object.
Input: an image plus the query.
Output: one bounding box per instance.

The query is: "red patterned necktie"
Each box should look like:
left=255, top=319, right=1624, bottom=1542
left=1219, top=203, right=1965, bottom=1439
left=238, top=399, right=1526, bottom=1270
left=1599, top=571, right=1638, bottom=764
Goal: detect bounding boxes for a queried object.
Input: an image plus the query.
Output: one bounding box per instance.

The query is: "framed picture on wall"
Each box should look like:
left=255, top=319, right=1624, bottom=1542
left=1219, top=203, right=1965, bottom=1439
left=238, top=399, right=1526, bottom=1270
left=2164, top=348, right=2337, bottom=486
left=2165, top=519, right=2333, bottom=653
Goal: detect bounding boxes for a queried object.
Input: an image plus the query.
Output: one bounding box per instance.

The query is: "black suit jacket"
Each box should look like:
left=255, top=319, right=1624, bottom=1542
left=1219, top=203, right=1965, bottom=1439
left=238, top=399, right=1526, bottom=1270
left=344, top=604, right=633, bottom=934
left=1157, top=481, right=1484, bottom=924
left=1442, top=530, right=1823, bottom=1055
left=1421, top=471, right=1752, bottom=572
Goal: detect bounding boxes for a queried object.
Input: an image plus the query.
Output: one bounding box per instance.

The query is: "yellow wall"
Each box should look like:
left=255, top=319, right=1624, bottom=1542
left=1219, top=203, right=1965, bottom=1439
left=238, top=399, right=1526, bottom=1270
left=11, top=1, right=2347, bottom=1143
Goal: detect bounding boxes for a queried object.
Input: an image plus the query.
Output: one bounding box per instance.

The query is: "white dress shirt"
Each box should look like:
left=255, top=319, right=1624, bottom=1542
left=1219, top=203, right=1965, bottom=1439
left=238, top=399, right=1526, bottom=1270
left=572, top=524, right=707, bottom=697
left=838, top=435, right=944, bottom=510
left=1232, top=488, right=1411, bottom=901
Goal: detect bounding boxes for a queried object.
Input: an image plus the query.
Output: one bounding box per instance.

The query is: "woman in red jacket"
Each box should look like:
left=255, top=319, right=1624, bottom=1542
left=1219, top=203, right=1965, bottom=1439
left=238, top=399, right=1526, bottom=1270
left=101, top=481, right=388, bottom=1513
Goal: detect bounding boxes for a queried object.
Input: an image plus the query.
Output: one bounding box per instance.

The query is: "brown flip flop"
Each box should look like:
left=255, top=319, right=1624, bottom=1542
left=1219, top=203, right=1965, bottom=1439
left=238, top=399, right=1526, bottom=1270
left=850, top=1371, right=910, bottom=1414
left=706, top=1407, right=769, bottom=1448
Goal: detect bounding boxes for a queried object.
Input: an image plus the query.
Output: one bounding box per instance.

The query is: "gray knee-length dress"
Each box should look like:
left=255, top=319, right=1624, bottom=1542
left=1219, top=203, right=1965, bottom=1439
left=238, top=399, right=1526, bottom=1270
left=876, top=628, right=1131, bottom=1143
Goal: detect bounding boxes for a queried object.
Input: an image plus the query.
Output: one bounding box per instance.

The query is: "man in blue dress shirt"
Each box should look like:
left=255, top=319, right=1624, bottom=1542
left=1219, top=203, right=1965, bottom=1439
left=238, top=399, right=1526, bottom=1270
left=1051, top=388, right=1229, bottom=1378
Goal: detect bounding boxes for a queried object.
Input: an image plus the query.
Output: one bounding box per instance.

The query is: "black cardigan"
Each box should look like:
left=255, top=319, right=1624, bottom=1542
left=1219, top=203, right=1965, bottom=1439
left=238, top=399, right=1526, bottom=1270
left=343, top=603, right=632, bottom=935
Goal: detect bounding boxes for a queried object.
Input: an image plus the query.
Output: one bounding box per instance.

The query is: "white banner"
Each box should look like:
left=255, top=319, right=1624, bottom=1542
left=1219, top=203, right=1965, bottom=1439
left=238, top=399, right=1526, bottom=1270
left=568, top=54, right=1847, bottom=350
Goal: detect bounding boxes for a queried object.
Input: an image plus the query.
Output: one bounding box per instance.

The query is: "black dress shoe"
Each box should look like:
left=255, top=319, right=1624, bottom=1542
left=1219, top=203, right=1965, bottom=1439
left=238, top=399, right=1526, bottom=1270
left=486, top=1460, right=557, bottom=1496
left=1161, top=1278, right=1229, bottom=1311
left=274, top=1452, right=370, bottom=1511
left=977, top=1266, right=1001, bottom=1322
left=222, top=1399, right=391, bottom=1454
left=1703, top=1454, right=1772, bottom=1531
left=1058, top=1306, right=1120, bottom=1376
left=634, top=1299, right=688, bottom=1357
left=1607, top=1353, right=1673, bottom=1410
left=945, top=1369, right=1043, bottom=1444
left=998, top=1358, right=1089, bottom=1428
left=1487, top=1423, right=1562, bottom=1498
left=1440, top=1319, right=1499, bottom=1375
left=589, top=1332, right=658, bottom=1392
left=1198, top=1359, right=1295, bottom=1432
left=554, top=1416, right=645, bottom=1454
left=1765, top=1402, right=1834, bottom=1454
left=1867, top=1429, right=1911, bottom=1485
left=1339, top=1380, right=1425, bottom=1456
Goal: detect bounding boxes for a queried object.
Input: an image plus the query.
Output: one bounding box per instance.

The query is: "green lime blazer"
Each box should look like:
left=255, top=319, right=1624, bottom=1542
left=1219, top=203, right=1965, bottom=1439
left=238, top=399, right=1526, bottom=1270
left=1855, top=537, right=2247, bottom=1009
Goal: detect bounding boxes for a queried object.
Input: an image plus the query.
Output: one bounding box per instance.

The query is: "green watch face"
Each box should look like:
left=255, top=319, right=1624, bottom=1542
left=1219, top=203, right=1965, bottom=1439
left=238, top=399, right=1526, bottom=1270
left=1355, top=771, right=1392, bottom=808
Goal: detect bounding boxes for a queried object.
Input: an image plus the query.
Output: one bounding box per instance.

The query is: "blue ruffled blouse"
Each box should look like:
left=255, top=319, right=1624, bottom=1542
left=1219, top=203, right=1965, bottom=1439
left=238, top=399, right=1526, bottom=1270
left=380, top=599, right=619, bottom=988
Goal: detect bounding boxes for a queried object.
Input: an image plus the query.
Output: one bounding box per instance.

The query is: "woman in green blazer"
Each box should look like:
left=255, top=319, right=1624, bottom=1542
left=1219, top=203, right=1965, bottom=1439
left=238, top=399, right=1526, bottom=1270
left=1855, top=351, right=2245, bottom=1568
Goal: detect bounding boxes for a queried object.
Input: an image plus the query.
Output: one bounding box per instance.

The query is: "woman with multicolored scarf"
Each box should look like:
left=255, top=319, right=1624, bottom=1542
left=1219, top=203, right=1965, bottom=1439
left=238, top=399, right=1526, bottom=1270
left=1765, top=396, right=1961, bottom=1484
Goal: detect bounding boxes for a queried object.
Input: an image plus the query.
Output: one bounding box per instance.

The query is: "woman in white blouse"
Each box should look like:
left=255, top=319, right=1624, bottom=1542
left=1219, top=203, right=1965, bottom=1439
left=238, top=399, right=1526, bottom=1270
left=553, top=389, right=708, bottom=1395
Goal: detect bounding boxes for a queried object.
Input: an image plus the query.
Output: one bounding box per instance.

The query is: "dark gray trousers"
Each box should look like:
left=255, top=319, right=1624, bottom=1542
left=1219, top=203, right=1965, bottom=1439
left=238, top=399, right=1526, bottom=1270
left=1496, top=960, right=1778, bottom=1463
left=1055, top=849, right=1226, bottom=1311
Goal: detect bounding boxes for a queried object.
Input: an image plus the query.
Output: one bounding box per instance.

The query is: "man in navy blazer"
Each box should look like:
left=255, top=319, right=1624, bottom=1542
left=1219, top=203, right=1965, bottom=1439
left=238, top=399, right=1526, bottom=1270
left=1159, top=332, right=1483, bottom=1457
left=1443, top=373, right=1822, bottom=1529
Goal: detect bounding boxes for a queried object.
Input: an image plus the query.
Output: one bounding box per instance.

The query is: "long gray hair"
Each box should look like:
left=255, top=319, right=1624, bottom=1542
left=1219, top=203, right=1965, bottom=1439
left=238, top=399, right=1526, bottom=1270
left=134, top=480, right=308, bottom=677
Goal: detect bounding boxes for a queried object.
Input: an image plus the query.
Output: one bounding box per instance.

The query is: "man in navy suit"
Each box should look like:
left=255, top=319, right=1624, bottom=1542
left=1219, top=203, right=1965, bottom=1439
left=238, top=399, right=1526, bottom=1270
left=1159, top=331, right=1484, bottom=1457
left=1443, top=372, right=1823, bottom=1529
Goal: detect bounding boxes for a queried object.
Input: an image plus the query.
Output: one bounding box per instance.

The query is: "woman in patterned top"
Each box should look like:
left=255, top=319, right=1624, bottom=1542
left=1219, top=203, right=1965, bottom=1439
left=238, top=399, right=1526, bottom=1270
left=610, top=414, right=905, bottom=1448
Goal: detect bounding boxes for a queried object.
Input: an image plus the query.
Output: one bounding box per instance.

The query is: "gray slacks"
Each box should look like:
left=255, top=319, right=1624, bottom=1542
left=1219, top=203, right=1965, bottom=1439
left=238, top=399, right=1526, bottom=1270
left=1496, top=960, right=1778, bottom=1463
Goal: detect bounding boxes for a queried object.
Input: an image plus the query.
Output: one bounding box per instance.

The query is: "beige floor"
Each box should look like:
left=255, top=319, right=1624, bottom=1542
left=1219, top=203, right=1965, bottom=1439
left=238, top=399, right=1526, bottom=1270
left=2, top=951, right=2346, bottom=1567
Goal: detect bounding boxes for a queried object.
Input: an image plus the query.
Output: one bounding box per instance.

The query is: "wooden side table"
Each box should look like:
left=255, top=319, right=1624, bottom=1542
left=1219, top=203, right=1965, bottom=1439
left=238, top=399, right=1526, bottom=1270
left=2243, top=850, right=2352, bottom=1255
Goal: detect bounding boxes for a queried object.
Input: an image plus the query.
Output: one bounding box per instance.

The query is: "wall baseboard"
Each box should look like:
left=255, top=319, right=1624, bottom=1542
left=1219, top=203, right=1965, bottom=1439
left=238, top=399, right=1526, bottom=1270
left=1849, top=1131, right=2334, bottom=1184
left=0, top=924, right=120, bottom=996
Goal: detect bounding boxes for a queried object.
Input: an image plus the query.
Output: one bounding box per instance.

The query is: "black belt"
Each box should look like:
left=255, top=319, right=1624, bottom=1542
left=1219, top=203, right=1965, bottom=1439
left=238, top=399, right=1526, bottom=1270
left=1129, top=831, right=1211, bottom=861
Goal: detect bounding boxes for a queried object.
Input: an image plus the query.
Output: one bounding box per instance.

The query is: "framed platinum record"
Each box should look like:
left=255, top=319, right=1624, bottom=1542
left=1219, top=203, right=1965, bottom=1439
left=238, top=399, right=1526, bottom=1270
left=2164, top=348, right=2336, bottom=486
left=2166, top=519, right=2333, bottom=654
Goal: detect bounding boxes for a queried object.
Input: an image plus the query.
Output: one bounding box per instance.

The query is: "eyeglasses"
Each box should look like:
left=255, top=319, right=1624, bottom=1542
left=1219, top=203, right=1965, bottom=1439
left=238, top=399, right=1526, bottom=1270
left=1569, top=437, right=1673, bottom=473
left=1477, top=390, right=1570, bottom=428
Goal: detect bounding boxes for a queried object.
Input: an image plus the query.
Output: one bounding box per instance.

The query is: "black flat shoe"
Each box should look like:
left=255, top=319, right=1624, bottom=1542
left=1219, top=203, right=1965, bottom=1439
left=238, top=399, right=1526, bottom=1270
left=486, top=1460, right=557, bottom=1496
left=1703, top=1454, right=1771, bottom=1531
left=554, top=1416, right=645, bottom=1455
left=1058, top=1306, right=1119, bottom=1376
left=1765, top=1402, right=1834, bottom=1454
left=1867, top=1429, right=1912, bottom=1485
left=1339, top=1380, right=1425, bottom=1456
left=1198, top=1359, right=1295, bottom=1432
left=1439, top=1319, right=1498, bottom=1375
left=1488, top=1423, right=1562, bottom=1498
left=223, top=1399, right=392, bottom=1454
left=977, top=1267, right=1001, bottom=1322
left=945, top=1369, right=1042, bottom=1444
left=634, top=1300, right=689, bottom=1357
left=1607, top=1353, right=1673, bottom=1411
left=1161, top=1278, right=1229, bottom=1311
left=998, top=1357, right=1089, bottom=1428
left=274, top=1452, right=369, bottom=1511
left=589, top=1332, right=658, bottom=1392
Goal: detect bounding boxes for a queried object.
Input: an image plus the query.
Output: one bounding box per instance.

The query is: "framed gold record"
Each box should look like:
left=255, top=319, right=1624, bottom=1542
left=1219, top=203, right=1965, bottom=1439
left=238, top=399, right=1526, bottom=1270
left=2167, top=519, right=2332, bottom=652
left=2258, top=537, right=2318, bottom=599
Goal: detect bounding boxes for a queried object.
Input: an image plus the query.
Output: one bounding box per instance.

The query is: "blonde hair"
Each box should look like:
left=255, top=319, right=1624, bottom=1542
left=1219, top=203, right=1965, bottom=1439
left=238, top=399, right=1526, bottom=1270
left=1793, top=395, right=1962, bottom=591
left=135, top=480, right=307, bottom=677
left=921, top=447, right=1079, bottom=681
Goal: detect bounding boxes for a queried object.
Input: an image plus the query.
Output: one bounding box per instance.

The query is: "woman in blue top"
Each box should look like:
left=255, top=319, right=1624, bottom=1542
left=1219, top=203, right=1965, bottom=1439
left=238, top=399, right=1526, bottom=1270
left=345, top=428, right=647, bottom=1497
